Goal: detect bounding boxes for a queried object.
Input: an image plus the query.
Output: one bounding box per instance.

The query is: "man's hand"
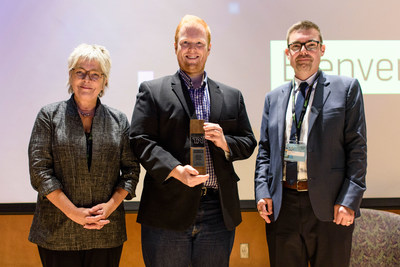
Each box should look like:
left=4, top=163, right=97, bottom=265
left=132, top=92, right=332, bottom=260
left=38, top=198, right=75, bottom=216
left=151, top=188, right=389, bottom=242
left=204, top=122, right=229, bottom=152
left=169, top=165, right=209, bottom=187
left=257, top=198, right=273, bottom=223
left=333, top=204, right=355, bottom=226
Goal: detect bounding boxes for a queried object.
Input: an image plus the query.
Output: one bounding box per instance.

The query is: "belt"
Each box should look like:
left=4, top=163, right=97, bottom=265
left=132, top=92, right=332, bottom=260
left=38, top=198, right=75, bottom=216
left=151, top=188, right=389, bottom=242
left=283, top=180, right=308, bottom=191
left=200, top=187, right=219, bottom=197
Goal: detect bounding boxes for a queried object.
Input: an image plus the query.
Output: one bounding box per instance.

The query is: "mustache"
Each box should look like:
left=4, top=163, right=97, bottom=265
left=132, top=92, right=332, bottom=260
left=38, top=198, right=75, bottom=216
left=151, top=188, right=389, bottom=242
left=296, top=55, right=312, bottom=60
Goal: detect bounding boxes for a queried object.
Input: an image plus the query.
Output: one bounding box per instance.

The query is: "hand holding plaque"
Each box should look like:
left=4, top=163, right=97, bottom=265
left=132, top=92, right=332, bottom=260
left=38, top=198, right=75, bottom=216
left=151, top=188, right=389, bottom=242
left=190, top=119, right=206, bottom=175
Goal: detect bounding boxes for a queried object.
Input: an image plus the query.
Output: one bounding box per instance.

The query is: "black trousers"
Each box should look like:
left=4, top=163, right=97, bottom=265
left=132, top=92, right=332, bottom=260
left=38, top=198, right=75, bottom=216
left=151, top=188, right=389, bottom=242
left=38, top=245, right=123, bottom=267
left=265, top=188, right=354, bottom=267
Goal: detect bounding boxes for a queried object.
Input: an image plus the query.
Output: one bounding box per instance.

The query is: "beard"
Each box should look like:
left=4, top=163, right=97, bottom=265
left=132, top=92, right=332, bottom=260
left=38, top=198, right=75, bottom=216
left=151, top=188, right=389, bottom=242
left=295, top=56, right=313, bottom=72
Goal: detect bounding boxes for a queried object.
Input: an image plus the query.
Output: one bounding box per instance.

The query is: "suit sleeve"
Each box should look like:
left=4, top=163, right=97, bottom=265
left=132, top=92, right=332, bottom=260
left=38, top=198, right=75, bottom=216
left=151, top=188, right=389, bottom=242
left=130, top=81, right=181, bottom=183
left=224, top=92, right=257, bottom=161
left=254, top=94, right=272, bottom=202
left=335, top=78, right=367, bottom=211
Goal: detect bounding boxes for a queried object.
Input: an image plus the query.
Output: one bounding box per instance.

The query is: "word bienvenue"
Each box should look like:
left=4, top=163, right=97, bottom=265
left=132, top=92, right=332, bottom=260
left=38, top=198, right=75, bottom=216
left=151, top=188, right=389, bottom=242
left=270, top=40, right=400, bottom=94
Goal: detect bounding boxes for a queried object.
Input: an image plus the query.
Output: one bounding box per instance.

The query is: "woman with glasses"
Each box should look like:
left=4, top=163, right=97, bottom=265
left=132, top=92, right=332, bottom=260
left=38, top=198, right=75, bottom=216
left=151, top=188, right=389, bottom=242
left=28, top=43, right=139, bottom=267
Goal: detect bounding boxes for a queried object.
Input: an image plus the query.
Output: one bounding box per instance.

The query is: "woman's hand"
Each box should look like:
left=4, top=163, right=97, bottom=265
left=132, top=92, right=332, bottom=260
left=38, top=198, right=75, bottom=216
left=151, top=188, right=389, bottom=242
left=70, top=207, right=110, bottom=230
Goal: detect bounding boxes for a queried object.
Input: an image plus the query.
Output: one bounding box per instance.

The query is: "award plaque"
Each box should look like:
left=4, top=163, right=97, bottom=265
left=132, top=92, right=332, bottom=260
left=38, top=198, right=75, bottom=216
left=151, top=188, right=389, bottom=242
left=190, top=119, right=206, bottom=175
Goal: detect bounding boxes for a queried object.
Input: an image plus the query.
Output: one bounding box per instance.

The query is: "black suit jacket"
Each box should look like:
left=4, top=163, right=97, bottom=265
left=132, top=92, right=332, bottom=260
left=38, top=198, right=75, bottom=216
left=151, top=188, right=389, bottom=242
left=130, top=72, right=256, bottom=231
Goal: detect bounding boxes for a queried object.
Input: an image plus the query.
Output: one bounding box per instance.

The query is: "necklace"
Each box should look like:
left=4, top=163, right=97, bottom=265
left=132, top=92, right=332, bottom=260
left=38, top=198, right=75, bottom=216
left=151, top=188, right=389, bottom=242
left=77, top=107, right=95, bottom=117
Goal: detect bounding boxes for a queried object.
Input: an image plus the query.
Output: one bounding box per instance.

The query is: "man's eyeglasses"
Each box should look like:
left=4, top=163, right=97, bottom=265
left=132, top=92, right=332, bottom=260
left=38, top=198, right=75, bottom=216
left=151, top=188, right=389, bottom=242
left=288, top=40, right=321, bottom=53
left=72, top=68, right=104, bottom=81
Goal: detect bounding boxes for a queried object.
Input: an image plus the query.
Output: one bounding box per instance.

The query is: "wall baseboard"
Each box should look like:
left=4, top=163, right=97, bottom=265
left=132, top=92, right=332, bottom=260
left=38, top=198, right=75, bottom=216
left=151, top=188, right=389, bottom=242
left=1, top=198, right=399, bottom=215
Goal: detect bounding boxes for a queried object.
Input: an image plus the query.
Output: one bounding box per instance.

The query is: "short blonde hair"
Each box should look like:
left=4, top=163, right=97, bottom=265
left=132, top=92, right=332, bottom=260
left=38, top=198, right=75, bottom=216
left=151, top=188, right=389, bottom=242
left=286, top=20, right=323, bottom=45
left=67, top=43, right=111, bottom=97
left=175, top=15, right=211, bottom=47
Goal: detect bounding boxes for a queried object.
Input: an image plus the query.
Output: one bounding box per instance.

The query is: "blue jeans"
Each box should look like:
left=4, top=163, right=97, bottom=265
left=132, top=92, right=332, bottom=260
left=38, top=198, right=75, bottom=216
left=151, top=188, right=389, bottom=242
left=141, top=193, right=235, bottom=267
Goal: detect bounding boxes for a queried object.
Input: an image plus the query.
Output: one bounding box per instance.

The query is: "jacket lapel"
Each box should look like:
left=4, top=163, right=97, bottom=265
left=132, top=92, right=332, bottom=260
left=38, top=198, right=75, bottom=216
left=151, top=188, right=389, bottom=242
left=278, top=83, right=292, bottom=150
left=308, top=72, right=331, bottom=136
left=171, top=72, right=193, bottom=118
left=208, top=78, right=223, bottom=122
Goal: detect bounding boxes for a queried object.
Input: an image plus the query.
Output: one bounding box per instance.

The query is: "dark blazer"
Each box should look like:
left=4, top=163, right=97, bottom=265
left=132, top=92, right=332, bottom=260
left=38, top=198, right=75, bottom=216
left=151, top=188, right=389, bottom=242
left=28, top=95, right=139, bottom=250
left=255, top=72, right=367, bottom=222
left=130, top=72, right=256, bottom=231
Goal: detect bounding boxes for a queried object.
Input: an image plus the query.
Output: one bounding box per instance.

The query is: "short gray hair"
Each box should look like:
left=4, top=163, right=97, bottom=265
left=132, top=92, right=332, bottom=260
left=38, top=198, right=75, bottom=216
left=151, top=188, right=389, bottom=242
left=67, top=43, right=111, bottom=97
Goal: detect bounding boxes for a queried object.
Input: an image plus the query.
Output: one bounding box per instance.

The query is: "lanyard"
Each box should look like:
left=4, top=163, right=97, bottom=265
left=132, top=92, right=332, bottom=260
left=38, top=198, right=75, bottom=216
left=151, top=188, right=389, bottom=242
left=291, top=72, right=320, bottom=142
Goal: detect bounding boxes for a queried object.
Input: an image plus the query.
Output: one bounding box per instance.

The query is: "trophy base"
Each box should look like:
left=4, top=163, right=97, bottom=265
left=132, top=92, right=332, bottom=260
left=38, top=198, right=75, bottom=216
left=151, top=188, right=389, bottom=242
left=190, top=147, right=206, bottom=175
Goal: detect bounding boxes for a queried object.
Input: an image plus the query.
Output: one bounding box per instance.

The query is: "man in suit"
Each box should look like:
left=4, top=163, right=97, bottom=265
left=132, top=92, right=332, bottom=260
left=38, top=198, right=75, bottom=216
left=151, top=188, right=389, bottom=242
left=255, top=20, right=367, bottom=267
left=130, top=15, right=256, bottom=267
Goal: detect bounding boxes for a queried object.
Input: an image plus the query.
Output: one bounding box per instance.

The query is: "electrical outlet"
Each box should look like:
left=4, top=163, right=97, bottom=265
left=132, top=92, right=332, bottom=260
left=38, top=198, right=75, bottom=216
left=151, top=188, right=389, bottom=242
left=240, top=243, right=249, bottom=258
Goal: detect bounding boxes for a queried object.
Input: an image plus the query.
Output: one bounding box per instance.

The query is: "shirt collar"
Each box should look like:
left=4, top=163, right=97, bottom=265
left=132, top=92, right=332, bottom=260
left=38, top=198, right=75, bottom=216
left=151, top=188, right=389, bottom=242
left=294, top=71, right=319, bottom=91
left=179, top=69, right=208, bottom=90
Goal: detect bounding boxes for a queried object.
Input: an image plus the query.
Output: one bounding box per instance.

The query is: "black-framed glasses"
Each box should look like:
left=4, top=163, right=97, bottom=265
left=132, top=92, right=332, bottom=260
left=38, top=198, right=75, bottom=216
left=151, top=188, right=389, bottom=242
left=72, top=68, right=104, bottom=81
left=288, top=40, right=321, bottom=53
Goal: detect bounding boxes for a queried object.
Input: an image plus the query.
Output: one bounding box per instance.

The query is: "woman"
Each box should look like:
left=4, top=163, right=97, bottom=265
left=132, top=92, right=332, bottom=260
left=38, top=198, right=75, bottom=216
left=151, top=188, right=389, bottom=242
left=28, top=43, right=139, bottom=267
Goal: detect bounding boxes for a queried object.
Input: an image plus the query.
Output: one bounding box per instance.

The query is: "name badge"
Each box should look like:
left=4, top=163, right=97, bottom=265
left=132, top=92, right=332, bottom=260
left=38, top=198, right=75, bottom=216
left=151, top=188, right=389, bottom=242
left=284, top=142, right=306, bottom=162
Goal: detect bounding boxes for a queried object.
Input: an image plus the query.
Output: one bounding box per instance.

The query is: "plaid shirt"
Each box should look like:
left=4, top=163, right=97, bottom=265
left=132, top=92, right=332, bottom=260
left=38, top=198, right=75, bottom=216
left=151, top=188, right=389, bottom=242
left=179, top=69, right=218, bottom=188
